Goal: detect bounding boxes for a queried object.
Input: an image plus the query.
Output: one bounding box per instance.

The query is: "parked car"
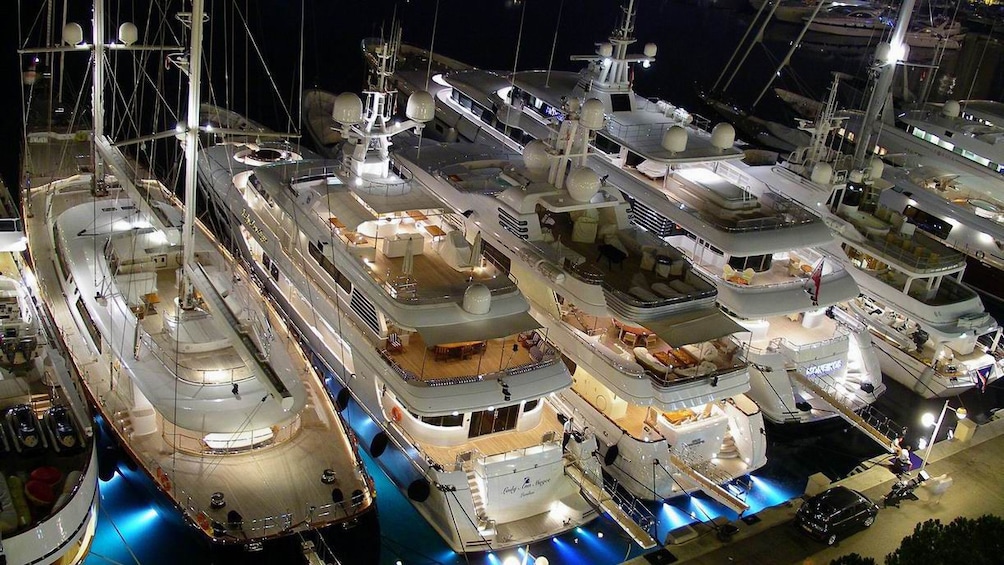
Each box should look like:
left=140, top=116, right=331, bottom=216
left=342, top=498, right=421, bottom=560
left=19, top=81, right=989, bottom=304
left=44, top=405, right=82, bottom=453
left=796, top=486, right=879, bottom=545
left=4, top=404, right=47, bottom=454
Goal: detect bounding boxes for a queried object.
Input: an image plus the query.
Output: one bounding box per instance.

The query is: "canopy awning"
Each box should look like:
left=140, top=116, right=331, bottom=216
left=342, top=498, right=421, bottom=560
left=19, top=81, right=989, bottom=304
left=640, top=307, right=747, bottom=347
left=415, top=311, right=540, bottom=346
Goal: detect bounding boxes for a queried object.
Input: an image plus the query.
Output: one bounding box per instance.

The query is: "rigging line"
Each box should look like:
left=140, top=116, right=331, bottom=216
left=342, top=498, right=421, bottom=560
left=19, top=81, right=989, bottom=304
left=230, top=0, right=296, bottom=132
left=297, top=0, right=305, bottom=137
left=443, top=482, right=491, bottom=563
left=544, top=0, right=566, bottom=89
left=424, top=0, right=441, bottom=92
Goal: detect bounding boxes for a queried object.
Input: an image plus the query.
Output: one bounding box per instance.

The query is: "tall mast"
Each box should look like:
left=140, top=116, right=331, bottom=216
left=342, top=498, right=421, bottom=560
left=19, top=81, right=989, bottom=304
left=853, top=0, right=918, bottom=167
left=92, top=0, right=106, bottom=194
left=180, top=0, right=206, bottom=308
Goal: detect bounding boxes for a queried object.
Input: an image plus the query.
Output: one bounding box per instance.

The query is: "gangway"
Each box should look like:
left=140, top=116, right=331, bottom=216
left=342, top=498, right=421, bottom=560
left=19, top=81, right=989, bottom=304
left=666, top=448, right=750, bottom=515
left=564, top=459, right=657, bottom=550
left=789, top=369, right=898, bottom=453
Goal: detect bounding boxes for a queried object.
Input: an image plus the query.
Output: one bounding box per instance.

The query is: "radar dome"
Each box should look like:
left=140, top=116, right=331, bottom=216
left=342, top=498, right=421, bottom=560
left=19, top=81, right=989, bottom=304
left=810, top=162, right=833, bottom=184
left=942, top=100, right=961, bottom=118
left=522, top=140, right=550, bottom=171
left=406, top=91, right=435, bottom=123
left=849, top=170, right=864, bottom=183
left=118, top=23, right=138, bottom=46
left=332, top=93, right=363, bottom=125
left=63, top=23, right=83, bottom=46
left=643, top=43, right=658, bottom=58
left=868, top=157, right=885, bottom=180
left=462, top=284, right=492, bottom=315
left=580, top=99, right=605, bottom=130
left=599, top=43, right=613, bottom=58
left=662, top=126, right=688, bottom=153
left=566, top=98, right=580, bottom=113
left=710, top=123, right=736, bottom=151
left=566, top=167, right=601, bottom=203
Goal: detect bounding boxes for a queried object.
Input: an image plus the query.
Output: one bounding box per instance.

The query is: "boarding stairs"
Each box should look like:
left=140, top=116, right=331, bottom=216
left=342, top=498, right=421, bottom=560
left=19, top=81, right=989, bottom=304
left=563, top=454, right=657, bottom=549
left=668, top=444, right=750, bottom=515
left=465, top=470, right=494, bottom=533
left=789, top=369, right=898, bottom=453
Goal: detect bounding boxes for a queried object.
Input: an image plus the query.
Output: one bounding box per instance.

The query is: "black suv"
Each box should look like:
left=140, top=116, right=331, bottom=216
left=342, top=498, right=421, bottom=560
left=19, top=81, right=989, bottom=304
left=796, top=486, right=879, bottom=545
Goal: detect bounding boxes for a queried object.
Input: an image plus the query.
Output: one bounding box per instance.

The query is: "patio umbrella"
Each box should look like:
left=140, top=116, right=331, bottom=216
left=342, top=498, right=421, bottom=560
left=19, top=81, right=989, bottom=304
left=402, top=236, right=415, bottom=276
left=469, top=230, right=482, bottom=267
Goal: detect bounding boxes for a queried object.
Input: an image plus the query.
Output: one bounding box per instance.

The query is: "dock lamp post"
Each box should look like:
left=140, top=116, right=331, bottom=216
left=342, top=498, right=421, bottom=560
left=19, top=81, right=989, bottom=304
left=919, top=401, right=967, bottom=472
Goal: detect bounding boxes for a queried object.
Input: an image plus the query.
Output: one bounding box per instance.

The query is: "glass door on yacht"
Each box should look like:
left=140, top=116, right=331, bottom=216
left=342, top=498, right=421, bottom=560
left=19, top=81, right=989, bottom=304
left=469, top=405, right=519, bottom=438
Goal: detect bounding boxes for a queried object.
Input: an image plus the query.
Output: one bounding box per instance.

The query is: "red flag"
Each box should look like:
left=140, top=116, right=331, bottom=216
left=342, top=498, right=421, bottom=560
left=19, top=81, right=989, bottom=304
left=805, top=260, right=823, bottom=306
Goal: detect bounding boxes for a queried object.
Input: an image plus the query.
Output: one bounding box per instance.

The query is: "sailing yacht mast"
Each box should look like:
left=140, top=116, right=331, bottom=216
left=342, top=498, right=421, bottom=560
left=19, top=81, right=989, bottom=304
left=180, top=0, right=206, bottom=308
left=852, top=0, right=917, bottom=167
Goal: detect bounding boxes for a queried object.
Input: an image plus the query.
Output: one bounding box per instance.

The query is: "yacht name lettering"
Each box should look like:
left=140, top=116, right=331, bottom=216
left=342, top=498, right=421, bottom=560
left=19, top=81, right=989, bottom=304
left=240, top=208, right=268, bottom=244
left=502, top=476, right=553, bottom=498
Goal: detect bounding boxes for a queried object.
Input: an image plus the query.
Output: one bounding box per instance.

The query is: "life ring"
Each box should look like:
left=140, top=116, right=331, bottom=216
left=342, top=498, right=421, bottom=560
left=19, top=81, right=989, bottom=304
left=390, top=406, right=403, bottom=423
left=195, top=511, right=212, bottom=534
left=156, top=467, right=172, bottom=493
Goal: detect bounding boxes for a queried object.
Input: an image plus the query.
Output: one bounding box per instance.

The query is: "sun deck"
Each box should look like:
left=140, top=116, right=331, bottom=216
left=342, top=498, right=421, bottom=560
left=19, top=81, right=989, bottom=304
left=25, top=139, right=374, bottom=540
left=383, top=332, right=535, bottom=384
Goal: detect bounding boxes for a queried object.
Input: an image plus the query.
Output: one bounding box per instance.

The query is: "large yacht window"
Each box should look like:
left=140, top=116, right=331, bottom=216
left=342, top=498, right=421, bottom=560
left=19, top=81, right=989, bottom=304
left=468, top=405, right=520, bottom=438
left=610, top=94, right=632, bottom=112
left=728, top=254, right=773, bottom=272
left=420, top=413, right=464, bottom=428
left=523, top=399, right=539, bottom=413
left=593, top=133, right=621, bottom=156
left=903, top=205, right=952, bottom=240
left=308, top=241, right=352, bottom=292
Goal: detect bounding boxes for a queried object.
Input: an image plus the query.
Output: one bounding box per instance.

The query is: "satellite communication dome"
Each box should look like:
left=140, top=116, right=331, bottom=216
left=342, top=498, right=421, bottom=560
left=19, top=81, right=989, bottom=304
left=118, top=23, right=138, bottom=46
left=580, top=99, right=605, bottom=130
left=566, top=167, right=601, bottom=203
left=63, top=23, right=83, bottom=46
left=942, top=100, right=961, bottom=118
left=599, top=43, right=613, bottom=58
left=662, top=126, right=688, bottom=153
left=332, top=92, right=363, bottom=125
left=868, top=157, right=885, bottom=180
left=643, top=43, right=658, bottom=58
left=849, top=170, right=864, bottom=183
left=462, top=284, right=492, bottom=315
left=810, top=162, right=833, bottom=185
left=566, top=98, right=580, bottom=113
left=522, top=140, right=550, bottom=171
left=406, top=91, right=436, bottom=122
left=710, top=123, right=736, bottom=151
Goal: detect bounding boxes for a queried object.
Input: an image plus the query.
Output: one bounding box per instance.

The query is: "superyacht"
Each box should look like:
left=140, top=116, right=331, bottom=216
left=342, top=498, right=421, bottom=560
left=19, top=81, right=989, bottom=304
left=18, top=0, right=378, bottom=560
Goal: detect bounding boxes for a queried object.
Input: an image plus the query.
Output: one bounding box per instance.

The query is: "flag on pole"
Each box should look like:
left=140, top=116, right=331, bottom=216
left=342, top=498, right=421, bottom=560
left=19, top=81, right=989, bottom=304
left=805, top=259, right=824, bottom=306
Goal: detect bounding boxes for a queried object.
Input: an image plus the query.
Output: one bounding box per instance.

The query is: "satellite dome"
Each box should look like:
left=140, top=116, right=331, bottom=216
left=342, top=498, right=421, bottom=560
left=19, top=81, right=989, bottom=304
left=599, top=43, right=613, bottom=58
left=643, top=43, right=658, bottom=58
left=566, top=98, right=580, bottom=113
left=710, top=123, right=736, bottom=151
left=580, top=99, right=605, bottom=130
left=522, top=140, right=550, bottom=171
left=332, top=92, right=363, bottom=125
left=118, top=23, right=138, bottom=46
left=849, top=170, right=864, bottom=183
left=868, top=157, right=885, bottom=180
left=406, top=91, right=435, bottom=123
left=810, top=162, right=833, bottom=185
left=462, top=284, right=492, bottom=315
left=942, top=100, right=961, bottom=118
left=662, top=126, right=688, bottom=153
left=63, top=23, right=83, bottom=46
left=566, top=167, right=601, bottom=203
